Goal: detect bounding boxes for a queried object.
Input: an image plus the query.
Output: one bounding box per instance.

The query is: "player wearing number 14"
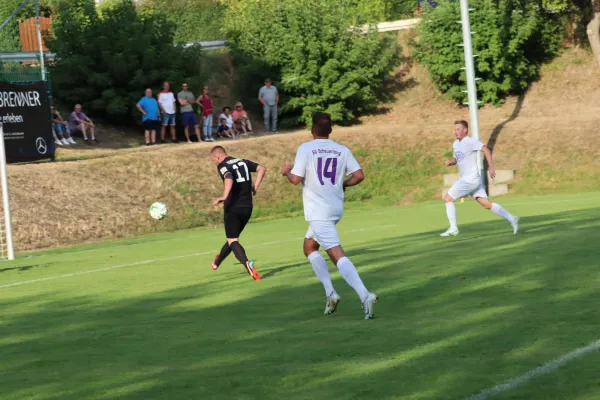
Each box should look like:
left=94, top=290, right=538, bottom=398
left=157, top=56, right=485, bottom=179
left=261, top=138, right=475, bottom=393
left=282, top=112, right=378, bottom=319
left=210, top=146, right=267, bottom=280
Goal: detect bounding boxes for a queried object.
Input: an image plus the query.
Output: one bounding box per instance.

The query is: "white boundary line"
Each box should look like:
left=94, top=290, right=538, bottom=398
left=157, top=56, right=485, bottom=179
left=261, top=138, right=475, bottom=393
left=464, top=339, right=600, bottom=400
left=0, top=224, right=397, bottom=290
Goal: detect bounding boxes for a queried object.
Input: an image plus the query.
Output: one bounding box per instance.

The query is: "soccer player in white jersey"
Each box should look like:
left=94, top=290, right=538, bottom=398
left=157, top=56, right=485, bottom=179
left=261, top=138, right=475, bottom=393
left=441, top=120, right=519, bottom=236
left=281, top=112, right=378, bottom=319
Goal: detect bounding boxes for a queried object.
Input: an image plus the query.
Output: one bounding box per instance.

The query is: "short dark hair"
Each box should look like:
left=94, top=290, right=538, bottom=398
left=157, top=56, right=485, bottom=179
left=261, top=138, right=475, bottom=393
left=312, top=112, right=333, bottom=137
left=210, top=145, right=226, bottom=154
left=264, top=78, right=272, bottom=82
left=223, top=106, right=230, bottom=112
left=454, top=120, right=469, bottom=130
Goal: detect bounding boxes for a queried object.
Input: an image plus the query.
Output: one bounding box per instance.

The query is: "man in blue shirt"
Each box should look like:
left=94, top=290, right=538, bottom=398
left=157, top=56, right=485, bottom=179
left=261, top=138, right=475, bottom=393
left=136, top=88, right=161, bottom=145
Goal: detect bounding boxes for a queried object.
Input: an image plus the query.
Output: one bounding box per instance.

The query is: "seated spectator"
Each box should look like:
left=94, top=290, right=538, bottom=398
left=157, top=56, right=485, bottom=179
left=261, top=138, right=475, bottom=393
left=69, top=104, right=98, bottom=144
left=216, top=118, right=235, bottom=140
left=219, top=106, right=236, bottom=132
left=51, top=106, right=76, bottom=145
left=232, top=102, right=253, bottom=135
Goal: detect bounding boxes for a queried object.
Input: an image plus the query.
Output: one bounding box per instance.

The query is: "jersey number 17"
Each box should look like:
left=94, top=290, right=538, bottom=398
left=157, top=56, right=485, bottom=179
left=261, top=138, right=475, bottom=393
left=317, top=157, right=337, bottom=185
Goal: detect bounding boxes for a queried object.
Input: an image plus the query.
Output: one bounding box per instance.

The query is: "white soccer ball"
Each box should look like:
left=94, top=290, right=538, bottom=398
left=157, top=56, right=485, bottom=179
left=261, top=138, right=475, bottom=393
left=149, top=202, right=168, bottom=220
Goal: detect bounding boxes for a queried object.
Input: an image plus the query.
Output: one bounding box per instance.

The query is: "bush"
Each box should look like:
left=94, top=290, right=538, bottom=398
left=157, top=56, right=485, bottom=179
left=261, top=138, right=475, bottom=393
left=48, top=0, right=204, bottom=121
left=139, top=0, right=224, bottom=43
left=223, top=0, right=401, bottom=125
left=414, top=0, right=561, bottom=106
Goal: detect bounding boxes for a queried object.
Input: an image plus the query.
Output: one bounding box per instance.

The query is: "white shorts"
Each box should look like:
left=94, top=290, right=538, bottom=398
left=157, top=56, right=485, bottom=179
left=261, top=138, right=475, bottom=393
left=305, top=220, right=341, bottom=250
left=448, top=179, right=488, bottom=200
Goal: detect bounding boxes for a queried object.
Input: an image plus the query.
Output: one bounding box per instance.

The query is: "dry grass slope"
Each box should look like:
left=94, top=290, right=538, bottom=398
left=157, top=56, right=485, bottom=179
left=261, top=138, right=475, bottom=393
left=8, top=48, right=600, bottom=251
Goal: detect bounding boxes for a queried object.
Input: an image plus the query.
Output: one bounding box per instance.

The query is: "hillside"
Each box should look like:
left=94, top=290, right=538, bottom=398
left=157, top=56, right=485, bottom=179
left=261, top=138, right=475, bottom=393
left=8, top=48, right=600, bottom=251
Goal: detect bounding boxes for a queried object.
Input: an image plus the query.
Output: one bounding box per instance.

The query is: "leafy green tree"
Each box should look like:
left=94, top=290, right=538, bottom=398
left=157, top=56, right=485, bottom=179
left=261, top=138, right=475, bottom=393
left=139, top=0, right=224, bottom=43
left=223, top=0, right=400, bottom=125
left=0, top=0, right=53, bottom=52
left=414, top=0, right=561, bottom=105
left=48, top=0, right=204, bottom=121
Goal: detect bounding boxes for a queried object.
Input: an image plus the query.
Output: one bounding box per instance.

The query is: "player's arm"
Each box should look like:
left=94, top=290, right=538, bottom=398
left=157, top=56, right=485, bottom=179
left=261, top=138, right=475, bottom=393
left=481, top=145, right=496, bottom=178
left=343, top=151, right=364, bottom=190
left=213, top=174, right=234, bottom=205
left=343, top=169, right=365, bottom=190
left=282, top=149, right=306, bottom=185
left=253, top=165, right=267, bottom=195
left=445, top=157, right=457, bottom=166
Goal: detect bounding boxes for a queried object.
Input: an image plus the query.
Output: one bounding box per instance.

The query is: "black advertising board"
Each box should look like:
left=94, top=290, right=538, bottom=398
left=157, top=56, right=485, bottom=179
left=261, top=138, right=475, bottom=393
left=0, top=81, right=54, bottom=163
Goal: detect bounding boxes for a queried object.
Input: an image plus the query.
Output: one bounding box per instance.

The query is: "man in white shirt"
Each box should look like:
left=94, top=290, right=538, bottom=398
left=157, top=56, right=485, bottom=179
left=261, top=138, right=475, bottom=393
left=441, top=120, right=519, bottom=236
left=281, top=112, right=378, bottom=320
left=158, top=81, right=177, bottom=143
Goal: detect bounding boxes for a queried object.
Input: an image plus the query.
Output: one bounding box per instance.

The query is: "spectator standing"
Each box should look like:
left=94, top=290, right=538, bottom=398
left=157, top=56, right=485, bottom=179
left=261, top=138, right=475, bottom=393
left=136, top=88, right=161, bottom=145
left=69, top=104, right=98, bottom=144
left=232, top=102, right=252, bottom=135
left=258, top=78, right=279, bottom=133
left=158, top=81, right=177, bottom=143
left=51, top=106, right=76, bottom=145
left=197, top=86, right=215, bottom=142
left=177, top=82, right=202, bottom=143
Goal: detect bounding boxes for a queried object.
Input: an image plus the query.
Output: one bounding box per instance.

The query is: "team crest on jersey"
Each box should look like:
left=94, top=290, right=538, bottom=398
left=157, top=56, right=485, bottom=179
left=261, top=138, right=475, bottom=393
left=454, top=151, right=465, bottom=162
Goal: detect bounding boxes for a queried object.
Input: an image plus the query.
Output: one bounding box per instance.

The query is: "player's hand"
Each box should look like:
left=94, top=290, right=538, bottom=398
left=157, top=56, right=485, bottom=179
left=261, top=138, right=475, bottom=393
left=488, top=167, right=496, bottom=179
left=252, top=185, right=258, bottom=196
left=445, top=159, right=453, bottom=167
left=212, top=197, right=225, bottom=206
left=281, top=163, right=292, bottom=176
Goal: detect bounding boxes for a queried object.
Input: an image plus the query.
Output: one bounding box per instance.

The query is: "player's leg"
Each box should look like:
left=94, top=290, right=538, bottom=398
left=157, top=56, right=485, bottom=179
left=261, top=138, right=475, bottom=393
left=312, top=221, right=378, bottom=319
left=475, top=189, right=519, bottom=234
left=225, top=209, right=260, bottom=280
left=441, top=181, right=464, bottom=236
left=212, top=242, right=232, bottom=270
left=304, top=230, right=339, bottom=315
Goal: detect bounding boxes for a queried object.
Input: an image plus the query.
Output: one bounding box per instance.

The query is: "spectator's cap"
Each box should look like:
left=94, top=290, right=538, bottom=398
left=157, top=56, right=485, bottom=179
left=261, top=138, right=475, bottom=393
left=235, top=102, right=243, bottom=108
left=264, top=78, right=272, bottom=83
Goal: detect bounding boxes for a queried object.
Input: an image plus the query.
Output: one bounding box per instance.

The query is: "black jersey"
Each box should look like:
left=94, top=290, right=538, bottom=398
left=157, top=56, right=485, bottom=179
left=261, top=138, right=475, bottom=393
left=217, top=156, right=259, bottom=210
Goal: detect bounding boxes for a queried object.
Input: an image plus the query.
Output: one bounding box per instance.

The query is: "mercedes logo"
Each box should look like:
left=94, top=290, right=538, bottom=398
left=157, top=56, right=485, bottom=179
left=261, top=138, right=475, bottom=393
left=36, top=137, right=47, bottom=155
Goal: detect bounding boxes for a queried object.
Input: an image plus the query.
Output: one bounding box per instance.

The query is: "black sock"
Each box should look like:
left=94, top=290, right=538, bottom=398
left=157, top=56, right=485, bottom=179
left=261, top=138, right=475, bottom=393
left=216, top=242, right=232, bottom=266
left=229, top=241, right=249, bottom=266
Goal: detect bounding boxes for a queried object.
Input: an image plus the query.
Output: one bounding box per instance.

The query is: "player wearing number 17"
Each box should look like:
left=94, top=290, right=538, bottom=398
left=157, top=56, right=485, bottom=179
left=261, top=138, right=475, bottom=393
left=210, top=146, right=267, bottom=280
left=281, top=112, right=378, bottom=319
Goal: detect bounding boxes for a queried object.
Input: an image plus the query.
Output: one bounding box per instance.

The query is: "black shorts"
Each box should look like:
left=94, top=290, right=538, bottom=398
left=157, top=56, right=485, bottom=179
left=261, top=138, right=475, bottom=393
left=224, top=207, right=252, bottom=239
left=143, top=119, right=160, bottom=131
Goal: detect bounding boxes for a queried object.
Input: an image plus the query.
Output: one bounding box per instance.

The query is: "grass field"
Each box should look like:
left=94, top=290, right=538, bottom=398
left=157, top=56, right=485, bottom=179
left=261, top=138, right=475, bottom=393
left=1, top=192, right=600, bottom=400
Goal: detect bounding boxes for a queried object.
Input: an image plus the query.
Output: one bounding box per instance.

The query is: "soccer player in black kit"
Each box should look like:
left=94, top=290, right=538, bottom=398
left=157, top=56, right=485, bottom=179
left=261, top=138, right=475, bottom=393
left=210, top=146, right=267, bottom=280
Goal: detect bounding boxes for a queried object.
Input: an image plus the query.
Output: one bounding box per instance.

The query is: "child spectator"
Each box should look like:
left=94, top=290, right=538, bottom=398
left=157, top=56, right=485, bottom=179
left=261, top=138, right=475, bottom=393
left=217, top=118, right=235, bottom=140
left=51, top=106, right=76, bottom=145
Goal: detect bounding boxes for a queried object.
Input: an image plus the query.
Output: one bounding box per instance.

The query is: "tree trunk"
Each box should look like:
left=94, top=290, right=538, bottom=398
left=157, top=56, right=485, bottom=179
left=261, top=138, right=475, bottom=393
left=588, top=1, right=600, bottom=66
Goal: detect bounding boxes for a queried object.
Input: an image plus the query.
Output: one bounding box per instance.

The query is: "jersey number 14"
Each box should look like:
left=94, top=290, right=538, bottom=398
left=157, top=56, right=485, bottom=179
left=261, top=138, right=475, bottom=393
left=317, top=157, right=337, bottom=185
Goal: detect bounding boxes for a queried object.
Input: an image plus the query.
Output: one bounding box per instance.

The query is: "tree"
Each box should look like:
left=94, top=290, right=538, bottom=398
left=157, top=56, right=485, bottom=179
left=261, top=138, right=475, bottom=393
left=223, top=0, right=400, bottom=125
left=48, top=0, right=203, bottom=121
left=414, top=0, right=561, bottom=105
left=588, top=0, right=600, bottom=65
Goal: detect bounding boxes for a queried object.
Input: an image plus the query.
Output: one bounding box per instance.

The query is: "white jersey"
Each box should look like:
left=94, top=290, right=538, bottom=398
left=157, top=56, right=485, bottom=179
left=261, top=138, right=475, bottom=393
left=291, top=139, right=361, bottom=222
left=453, top=136, right=484, bottom=183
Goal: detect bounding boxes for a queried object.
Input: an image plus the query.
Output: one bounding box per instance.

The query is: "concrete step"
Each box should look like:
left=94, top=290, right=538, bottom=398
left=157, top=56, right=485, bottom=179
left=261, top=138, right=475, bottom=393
left=489, top=183, right=509, bottom=197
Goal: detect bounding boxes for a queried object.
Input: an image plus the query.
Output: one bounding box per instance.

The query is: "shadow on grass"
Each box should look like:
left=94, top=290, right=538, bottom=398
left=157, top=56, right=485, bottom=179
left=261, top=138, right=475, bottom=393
left=1, top=207, right=599, bottom=399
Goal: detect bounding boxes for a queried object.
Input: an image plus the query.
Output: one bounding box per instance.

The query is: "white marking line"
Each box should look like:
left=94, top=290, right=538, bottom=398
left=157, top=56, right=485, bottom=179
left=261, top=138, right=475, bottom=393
left=0, top=224, right=397, bottom=290
left=465, top=339, right=600, bottom=400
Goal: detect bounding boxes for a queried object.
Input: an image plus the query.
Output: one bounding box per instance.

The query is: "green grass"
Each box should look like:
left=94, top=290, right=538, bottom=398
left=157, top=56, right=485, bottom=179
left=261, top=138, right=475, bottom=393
left=1, top=192, right=600, bottom=400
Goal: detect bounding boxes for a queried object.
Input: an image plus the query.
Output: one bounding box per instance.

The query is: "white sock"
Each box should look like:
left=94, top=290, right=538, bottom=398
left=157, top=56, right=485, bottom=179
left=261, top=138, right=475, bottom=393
left=336, top=257, right=369, bottom=302
left=491, top=203, right=514, bottom=222
left=445, top=202, right=457, bottom=229
left=307, top=252, right=335, bottom=297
